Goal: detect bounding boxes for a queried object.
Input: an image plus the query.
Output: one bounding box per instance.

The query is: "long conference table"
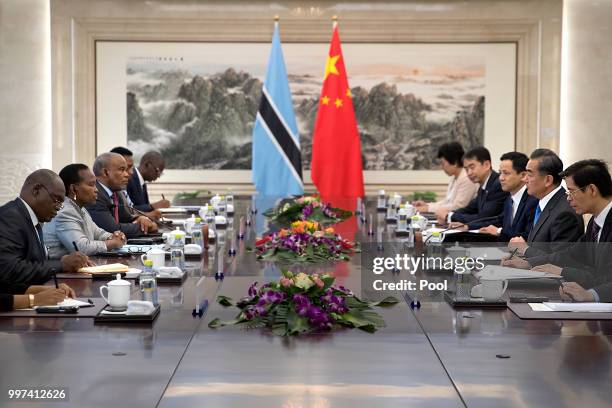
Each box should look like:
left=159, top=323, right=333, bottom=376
left=0, top=198, right=611, bottom=407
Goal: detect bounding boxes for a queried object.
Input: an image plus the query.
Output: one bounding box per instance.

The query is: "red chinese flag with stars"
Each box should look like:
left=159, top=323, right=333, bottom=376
left=311, top=25, right=364, bottom=199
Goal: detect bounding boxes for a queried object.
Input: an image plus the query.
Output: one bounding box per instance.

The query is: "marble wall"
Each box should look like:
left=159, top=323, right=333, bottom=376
left=560, top=0, right=612, bottom=165
left=0, top=0, right=52, bottom=203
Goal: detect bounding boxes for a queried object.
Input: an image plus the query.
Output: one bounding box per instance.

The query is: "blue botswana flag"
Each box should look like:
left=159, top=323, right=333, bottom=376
left=252, top=23, right=303, bottom=196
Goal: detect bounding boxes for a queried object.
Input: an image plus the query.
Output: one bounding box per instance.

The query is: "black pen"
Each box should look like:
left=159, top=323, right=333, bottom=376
left=72, top=241, right=79, bottom=252
left=507, top=248, right=519, bottom=260
left=52, top=269, right=59, bottom=289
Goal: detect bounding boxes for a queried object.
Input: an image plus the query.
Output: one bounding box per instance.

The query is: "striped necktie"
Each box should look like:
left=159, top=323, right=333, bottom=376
left=590, top=221, right=601, bottom=242
left=111, top=192, right=120, bottom=223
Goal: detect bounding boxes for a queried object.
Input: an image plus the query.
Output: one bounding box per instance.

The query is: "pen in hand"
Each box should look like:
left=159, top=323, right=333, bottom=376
left=52, top=270, right=59, bottom=289
left=507, top=248, right=519, bottom=260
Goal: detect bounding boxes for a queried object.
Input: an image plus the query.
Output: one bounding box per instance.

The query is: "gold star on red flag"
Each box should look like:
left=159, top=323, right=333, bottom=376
left=334, top=98, right=343, bottom=108
left=321, top=95, right=330, bottom=105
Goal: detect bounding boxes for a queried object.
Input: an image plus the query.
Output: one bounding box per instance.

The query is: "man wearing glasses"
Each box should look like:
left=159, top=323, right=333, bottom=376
left=521, top=160, right=612, bottom=291
left=127, top=151, right=171, bottom=212
left=503, top=148, right=584, bottom=265
left=0, top=169, right=93, bottom=286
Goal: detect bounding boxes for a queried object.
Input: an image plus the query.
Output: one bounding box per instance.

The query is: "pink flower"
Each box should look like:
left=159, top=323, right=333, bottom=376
left=313, top=277, right=324, bottom=288
left=280, top=277, right=292, bottom=287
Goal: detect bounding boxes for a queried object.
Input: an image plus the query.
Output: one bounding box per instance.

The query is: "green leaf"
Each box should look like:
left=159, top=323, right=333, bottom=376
left=345, top=296, right=369, bottom=309
left=369, top=296, right=400, bottom=307
left=342, top=309, right=386, bottom=331
left=236, top=318, right=266, bottom=330
left=216, top=295, right=233, bottom=307
left=272, top=322, right=288, bottom=336
left=286, top=306, right=310, bottom=334
left=208, top=317, right=242, bottom=329
left=208, top=318, right=223, bottom=328
left=356, top=324, right=377, bottom=333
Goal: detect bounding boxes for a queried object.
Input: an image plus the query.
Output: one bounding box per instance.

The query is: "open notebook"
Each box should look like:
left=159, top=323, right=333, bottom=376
left=78, top=263, right=129, bottom=274
left=475, top=265, right=563, bottom=280
left=529, top=302, right=612, bottom=313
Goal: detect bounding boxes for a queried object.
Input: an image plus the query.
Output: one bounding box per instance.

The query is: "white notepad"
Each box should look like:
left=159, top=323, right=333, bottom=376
left=530, top=302, right=612, bottom=313
left=159, top=207, right=188, bottom=213
left=475, top=265, right=563, bottom=280
left=467, top=247, right=509, bottom=261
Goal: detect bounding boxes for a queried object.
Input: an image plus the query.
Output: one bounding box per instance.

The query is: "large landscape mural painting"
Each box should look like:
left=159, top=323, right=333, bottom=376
left=126, top=43, right=486, bottom=170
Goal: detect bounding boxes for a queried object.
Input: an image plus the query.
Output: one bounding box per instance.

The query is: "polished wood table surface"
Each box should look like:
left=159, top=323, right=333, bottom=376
left=0, top=198, right=610, bottom=407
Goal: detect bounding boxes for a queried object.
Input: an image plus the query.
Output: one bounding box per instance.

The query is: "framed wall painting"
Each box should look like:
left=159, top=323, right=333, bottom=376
left=96, top=41, right=516, bottom=185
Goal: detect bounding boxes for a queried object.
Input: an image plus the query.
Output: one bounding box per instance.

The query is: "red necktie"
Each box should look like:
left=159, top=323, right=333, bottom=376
left=112, top=192, right=119, bottom=223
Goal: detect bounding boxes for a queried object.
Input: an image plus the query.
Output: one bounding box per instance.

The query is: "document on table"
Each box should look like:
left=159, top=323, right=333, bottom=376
left=466, top=247, right=509, bottom=260
left=529, top=302, right=612, bottom=313
left=425, top=227, right=464, bottom=235
left=17, top=298, right=93, bottom=311
left=165, top=218, right=189, bottom=226
left=159, top=207, right=188, bottom=213
left=475, top=265, right=563, bottom=280
left=78, top=263, right=129, bottom=274
left=51, top=298, right=94, bottom=308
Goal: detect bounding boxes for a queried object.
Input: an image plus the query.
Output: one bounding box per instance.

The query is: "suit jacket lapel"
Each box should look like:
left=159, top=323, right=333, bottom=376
left=512, top=189, right=529, bottom=228
left=13, top=199, right=45, bottom=261
left=600, top=209, right=612, bottom=242
left=528, top=189, right=562, bottom=242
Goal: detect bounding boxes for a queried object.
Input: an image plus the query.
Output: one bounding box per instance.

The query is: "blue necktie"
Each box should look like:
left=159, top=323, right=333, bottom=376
left=533, top=204, right=541, bottom=226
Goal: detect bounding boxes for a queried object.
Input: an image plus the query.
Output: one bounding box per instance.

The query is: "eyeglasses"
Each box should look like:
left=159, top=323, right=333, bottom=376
left=566, top=185, right=589, bottom=198
left=121, top=245, right=154, bottom=254
left=40, top=185, right=64, bottom=209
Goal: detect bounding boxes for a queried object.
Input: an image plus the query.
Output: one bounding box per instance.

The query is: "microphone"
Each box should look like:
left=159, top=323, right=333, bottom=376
left=424, top=215, right=500, bottom=244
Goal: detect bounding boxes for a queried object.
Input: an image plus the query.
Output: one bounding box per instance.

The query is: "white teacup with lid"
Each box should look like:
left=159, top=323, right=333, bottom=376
left=141, top=247, right=166, bottom=269
left=100, top=273, right=131, bottom=311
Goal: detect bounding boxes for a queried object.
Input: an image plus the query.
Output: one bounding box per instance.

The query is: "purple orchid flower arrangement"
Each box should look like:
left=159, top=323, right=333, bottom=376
left=263, top=195, right=353, bottom=227
left=209, top=271, right=398, bottom=336
left=253, top=221, right=359, bottom=264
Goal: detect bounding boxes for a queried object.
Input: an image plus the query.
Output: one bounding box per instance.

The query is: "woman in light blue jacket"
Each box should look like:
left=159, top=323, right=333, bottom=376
left=44, top=164, right=126, bottom=259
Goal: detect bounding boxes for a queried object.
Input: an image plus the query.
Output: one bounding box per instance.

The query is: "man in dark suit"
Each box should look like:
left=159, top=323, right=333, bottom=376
left=527, top=159, right=612, bottom=288
left=111, top=146, right=163, bottom=221
left=86, top=152, right=157, bottom=238
left=0, top=170, right=91, bottom=286
left=503, top=149, right=584, bottom=267
left=126, top=151, right=170, bottom=212
left=443, top=146, right=508, bottom=230
left=479, top=152, right=538, bottom=241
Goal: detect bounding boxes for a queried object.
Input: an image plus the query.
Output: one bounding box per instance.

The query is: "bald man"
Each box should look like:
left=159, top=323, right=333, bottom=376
left=0, top=169, right=92, bottom=288
left=86, top=152, right=157, bottom=238
left=126, top=151, right=170, bottom=212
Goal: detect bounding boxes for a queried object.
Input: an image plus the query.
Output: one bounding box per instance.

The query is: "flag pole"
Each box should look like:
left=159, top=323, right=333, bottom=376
left=332, top=14, right=338, bottom=28
left=274, top=14, right=279, bottom=28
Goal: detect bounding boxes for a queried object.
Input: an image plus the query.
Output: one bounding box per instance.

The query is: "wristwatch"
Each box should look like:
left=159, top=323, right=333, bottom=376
left=28, top=294, right=35, bottom=308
